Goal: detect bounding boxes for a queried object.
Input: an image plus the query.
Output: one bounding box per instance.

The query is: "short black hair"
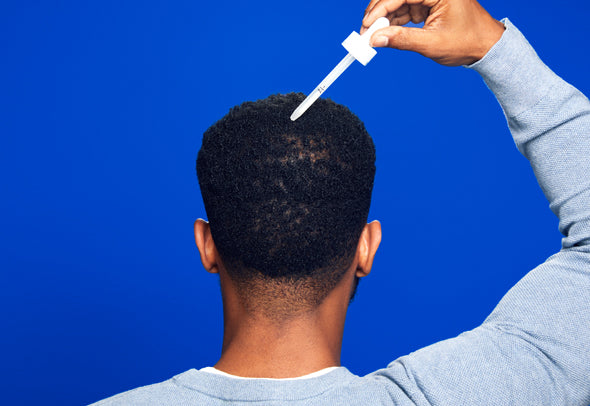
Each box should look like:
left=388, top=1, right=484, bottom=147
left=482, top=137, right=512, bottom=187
left=197, top=93, right=376, bottom=317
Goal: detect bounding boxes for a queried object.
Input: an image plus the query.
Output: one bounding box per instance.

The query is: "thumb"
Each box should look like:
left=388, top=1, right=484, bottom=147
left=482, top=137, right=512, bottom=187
left=370, top=26, right=439, bottom=56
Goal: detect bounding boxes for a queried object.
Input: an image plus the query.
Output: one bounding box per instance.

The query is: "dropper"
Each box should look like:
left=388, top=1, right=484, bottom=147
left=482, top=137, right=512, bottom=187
left=290, top=17, right=390, bottom=121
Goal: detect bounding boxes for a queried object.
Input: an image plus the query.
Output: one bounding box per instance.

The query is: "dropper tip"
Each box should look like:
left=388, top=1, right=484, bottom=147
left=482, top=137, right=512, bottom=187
left=290, top=109, right=302, bottom=121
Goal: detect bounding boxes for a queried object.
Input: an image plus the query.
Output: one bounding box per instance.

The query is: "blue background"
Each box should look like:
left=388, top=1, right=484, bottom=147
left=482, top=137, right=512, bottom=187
left=1, top=1, right=589, bottom=404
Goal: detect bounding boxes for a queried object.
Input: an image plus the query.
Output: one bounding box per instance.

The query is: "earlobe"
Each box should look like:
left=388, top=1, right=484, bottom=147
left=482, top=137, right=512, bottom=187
left=355, top=220, right=382, bottom=278
left=194, top=219, right=220, bottom=274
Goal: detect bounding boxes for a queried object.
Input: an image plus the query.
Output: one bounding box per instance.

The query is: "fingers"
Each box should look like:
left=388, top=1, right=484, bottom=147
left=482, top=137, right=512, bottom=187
left=363, top=0, right=438, bottom=28
left=389, top=14, right=411, bottom=26
left=389, top=4, right=410, bottom=24
left=369, top=25, right=438, bottom=56
left=364, top=0, right=380, bottom=17
left=363, top=0, right=405, bottom=29
left=387, top=4, right=428, bottom=25
left=362, top=3, right=406, bottom=34
left=409, top=4, right=429, bottom=23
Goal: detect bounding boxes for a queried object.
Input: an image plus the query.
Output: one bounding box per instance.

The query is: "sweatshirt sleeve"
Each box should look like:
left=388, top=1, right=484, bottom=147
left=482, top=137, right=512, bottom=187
left=370, top=20, right=590, bottom=406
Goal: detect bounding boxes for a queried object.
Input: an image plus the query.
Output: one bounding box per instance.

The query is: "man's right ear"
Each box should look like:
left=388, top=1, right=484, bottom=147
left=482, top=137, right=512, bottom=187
left=355, top=220, right=382, bottom=278
left=194, top=219, right=220, bottom=274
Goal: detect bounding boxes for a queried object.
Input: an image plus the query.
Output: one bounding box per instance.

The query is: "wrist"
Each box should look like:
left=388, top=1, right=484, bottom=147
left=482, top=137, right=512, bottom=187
left=473, top=18, right=506, bottom=62
left=467, top=19, right=559, bottom=119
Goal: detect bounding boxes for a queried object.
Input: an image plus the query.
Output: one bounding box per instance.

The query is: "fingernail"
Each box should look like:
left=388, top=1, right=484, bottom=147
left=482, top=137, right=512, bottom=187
left=371, top=36, right=388, bottom=47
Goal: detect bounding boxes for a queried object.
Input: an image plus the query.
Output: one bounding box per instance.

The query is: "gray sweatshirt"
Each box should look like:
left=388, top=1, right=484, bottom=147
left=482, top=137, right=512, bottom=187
left=91, top=19, right=590, bottom=405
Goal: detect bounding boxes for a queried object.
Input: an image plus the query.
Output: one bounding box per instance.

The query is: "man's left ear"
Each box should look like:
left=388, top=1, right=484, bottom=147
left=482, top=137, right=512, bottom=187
left=194, top=219, right=220, bottom=274
left=356, top=220, right=382, bottom=278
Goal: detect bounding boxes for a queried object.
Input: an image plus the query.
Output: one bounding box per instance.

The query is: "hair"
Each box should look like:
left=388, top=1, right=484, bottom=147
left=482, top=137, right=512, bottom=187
left=197, top=93, right=376, bottom=318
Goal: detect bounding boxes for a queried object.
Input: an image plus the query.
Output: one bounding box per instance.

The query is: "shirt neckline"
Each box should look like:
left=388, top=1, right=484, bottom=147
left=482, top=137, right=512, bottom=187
left=171, top=367, right=356, bottom=402
left=199, top=366, right=340, bottom=380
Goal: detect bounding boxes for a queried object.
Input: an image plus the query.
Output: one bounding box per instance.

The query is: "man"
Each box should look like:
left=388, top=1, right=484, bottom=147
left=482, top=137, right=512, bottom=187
left=92, top=0, right=590, bottom=404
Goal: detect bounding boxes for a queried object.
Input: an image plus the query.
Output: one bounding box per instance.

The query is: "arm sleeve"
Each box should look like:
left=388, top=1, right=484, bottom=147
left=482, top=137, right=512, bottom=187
left=371, top=20, right=590, bottom=406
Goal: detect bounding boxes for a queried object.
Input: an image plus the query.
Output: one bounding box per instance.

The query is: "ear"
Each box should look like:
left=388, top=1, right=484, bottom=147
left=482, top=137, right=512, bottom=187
left=194, top=219, right=220, bottom=274
left=355, top=220, right=382, bottom=278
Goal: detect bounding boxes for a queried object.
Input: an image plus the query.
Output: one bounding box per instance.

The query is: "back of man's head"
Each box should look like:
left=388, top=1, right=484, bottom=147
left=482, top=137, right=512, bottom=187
left=197, top=93, right=376, bottom=318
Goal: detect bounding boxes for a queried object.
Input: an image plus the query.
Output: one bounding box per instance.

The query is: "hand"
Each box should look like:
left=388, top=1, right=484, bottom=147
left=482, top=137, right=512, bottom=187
left=361, top=0, right=505, bottom=66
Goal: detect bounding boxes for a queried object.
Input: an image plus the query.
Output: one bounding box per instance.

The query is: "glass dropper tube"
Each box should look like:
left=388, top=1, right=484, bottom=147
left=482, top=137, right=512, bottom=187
left=290, top=53, right=355, bottom=121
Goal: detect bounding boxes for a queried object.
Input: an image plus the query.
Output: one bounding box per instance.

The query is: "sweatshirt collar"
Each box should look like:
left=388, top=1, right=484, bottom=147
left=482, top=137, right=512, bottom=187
left=171, top=367, right=355, bottom=402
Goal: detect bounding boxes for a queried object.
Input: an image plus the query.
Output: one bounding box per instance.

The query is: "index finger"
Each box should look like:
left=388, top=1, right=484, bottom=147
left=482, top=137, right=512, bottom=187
left=362, top=0, right=406, bottom=29
left=363, top=0, right=381, bottom=18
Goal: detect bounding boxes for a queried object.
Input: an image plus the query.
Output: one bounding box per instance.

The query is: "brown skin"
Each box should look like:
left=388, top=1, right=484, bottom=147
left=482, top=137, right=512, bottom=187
left=194, top=219, right=382, bottom=378
left=193, top=0, right=505, bottom=378
left=361, top=0, right=506, bottom=66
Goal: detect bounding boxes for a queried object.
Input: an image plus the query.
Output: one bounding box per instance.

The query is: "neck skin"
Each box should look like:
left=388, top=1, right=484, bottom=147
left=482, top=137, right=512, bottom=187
left=214, top=264, right=357, bottom=378
left=194, top=219, right=381, bottom=379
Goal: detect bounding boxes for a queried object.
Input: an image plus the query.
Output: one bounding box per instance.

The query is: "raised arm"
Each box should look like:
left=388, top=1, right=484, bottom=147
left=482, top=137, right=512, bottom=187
left=363, top=1, right=590, bottom=404
left=464, top=19, right=590, bottom=402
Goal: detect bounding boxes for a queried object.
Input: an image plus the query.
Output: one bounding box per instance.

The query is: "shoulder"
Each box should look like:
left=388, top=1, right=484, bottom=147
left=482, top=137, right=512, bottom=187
left=88, top=370, right=201, bottom=406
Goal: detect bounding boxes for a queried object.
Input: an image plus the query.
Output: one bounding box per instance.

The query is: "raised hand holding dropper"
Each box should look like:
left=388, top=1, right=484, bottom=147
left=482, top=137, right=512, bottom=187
left=361, top=0, right=505, bottom=66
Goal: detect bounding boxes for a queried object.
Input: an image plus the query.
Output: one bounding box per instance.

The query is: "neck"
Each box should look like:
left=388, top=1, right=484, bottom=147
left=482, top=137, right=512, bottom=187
left=214, top=268, right=355, bottom=378
left=215, top=313, right=344, bottom=378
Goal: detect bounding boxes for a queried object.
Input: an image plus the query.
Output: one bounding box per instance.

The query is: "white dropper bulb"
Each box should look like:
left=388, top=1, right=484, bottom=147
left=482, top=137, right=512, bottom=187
left=290, top=17, right=390, bottom=121
left=342, top=16, right=390, bottom=65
